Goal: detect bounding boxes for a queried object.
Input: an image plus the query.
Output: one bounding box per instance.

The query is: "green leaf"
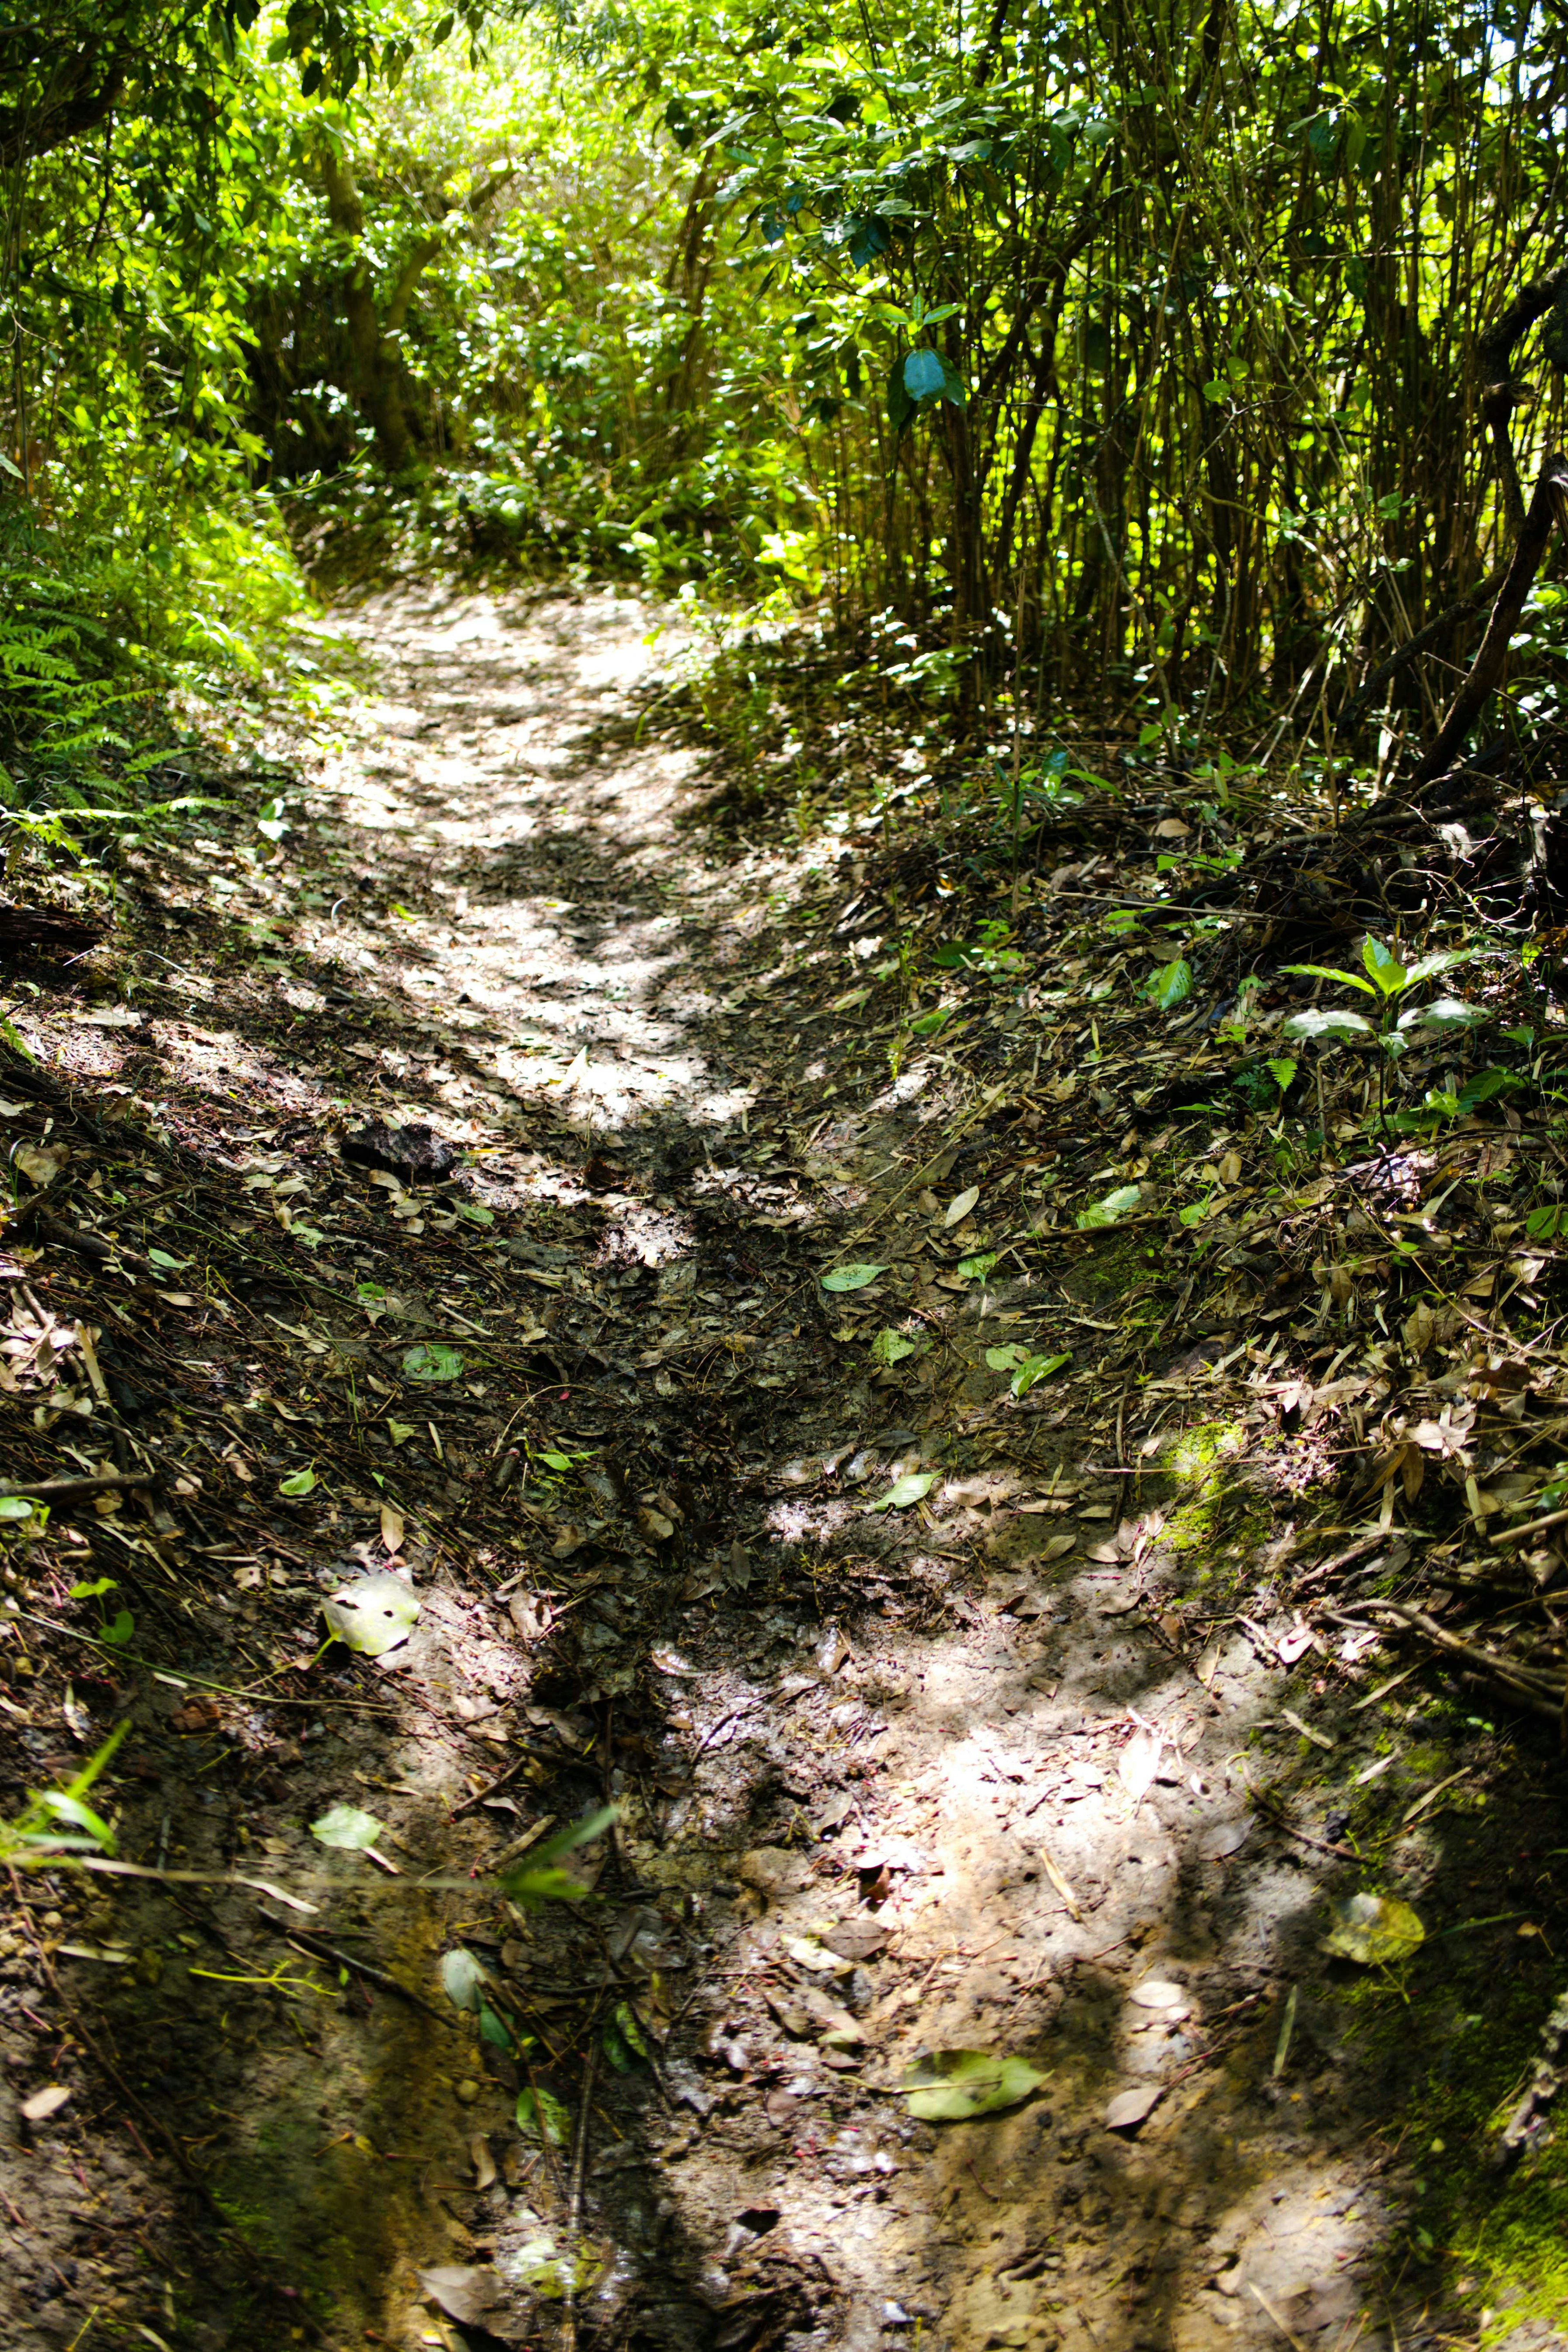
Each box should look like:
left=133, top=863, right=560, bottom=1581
left=1407, top=996, right=1488, bottom=1033
left=1321, top=1892, right=1424, bottom=1966
left=1011, top=1351, right=1070, bottom=1396
left=356, top=1278, right=387, bottom=1306
left=898, top=2048, right=1048, bottom=2122
left=539, top=1449, right=574, bottom=1471
left=1266, top=1057, right=1298, bottom=1092
left=479, top=2002, right=514, bottom=2051
left=321, top=1573, right=421, bottom=1657
left=1278, top=963, right=1377, bottom=995
left=1526, top=1204, right=1565, bottom=1240
left=1076, top=1184, right=1143, bottom=1230
left=1362, top=937, right=1408, bottom=995
left=903, top=348, right=946, bottom=400
left=1281, top=1007, right=1374, bottom=1043
left=310, top=1802, right=383, bottom=1851
left=984, top=1343, right=1030, bottom=1371
left=146, top=1248, right=191, bottom=1272
left=278, top=1467, right=317, bottom=1496
left=1405, top=947, right=1479, bottom=986
left=102, top=1611, right=134, bottom=1646
left=864, top=1469, right=936, bottom=1514
left=957, top=1251, right=999, bottom=1280
left=822, top=1263, right=886, bottom=1292
left=515, top=2086, right=571, bottom=2145
left=1146, top=957, right=1192, bottom=1009
left=403, top=1342, right=464, bottom=1381
left=908, top=1008, right=952, bottom=1035
left=872, top=1328, right=919, bottom=1367
left=456, top=1200, right=494, bottom=1225
left=69, top=1577, right=117, bottom=1600
left=0, top=1496, right=36, bottom=1522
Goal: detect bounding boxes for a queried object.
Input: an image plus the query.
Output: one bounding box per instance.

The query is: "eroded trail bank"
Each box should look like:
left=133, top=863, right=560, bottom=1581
left=1, top=587, right=1566, bottom=2352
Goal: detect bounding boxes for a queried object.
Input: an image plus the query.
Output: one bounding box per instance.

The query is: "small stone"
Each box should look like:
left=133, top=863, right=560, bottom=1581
left=454, top=2079, right=481, bottom=2106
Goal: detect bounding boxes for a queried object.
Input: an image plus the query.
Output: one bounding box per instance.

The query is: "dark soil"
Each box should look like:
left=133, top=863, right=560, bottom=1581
left=1, top=586, right=1566, bottom=2352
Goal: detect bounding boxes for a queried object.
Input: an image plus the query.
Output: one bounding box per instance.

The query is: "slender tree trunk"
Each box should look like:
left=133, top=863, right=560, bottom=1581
left=317, top=146, right=417, bottom=476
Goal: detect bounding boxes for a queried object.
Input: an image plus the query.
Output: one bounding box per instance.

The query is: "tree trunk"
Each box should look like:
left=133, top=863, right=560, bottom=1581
left=317, top=146, right=418, bottom=477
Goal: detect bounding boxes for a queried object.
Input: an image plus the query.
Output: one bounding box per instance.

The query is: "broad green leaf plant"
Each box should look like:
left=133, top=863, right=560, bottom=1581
left=1280, top=939, right=1487, bottom=1126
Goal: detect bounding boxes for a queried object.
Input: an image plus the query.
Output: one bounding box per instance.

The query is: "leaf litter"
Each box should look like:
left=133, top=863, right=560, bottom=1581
left=1, top=586, right=1566, bottom=2352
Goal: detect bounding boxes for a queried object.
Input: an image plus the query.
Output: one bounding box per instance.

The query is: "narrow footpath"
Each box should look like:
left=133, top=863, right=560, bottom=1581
left=1, top=586, right=1560, bottom=2352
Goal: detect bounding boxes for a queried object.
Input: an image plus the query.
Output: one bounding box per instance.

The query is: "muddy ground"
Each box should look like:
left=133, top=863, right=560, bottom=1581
left=2, top=586, right=1568, bottom=2352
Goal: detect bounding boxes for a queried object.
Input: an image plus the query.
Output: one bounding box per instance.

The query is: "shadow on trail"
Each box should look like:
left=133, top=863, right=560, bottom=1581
left=7, top=586, right=1566, bottom=2352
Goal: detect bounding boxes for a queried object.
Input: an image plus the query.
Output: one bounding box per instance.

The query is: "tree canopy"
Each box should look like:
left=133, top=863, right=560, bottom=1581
left=6, top=0, right=1568, bottom=789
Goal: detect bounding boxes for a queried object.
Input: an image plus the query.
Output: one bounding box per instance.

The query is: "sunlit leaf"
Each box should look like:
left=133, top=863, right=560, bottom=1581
left=1321, top=1892, right=1425, bottom=1965
left=1146, top=956, right=1192, bottom=1009
left=311, top=1802, right=383, bottom=1850
left=322, top=1573, right=421, bottom=1657
left=1406, top=995, right=1487, bottom=1033
left=1281, top=1006, right=1374, bottom=1042
left=864, top=1469, right=936, bottom=1514
left=899, top=2049, right=1047, bottom=2121
left=403, top=1341, right=464, bottom=1381
left=1077, top=1184, right=1143, bottom=1230
left=1279, top=962, right=1376, bottom=995
left=1361, top=937, right=1408, bottom=995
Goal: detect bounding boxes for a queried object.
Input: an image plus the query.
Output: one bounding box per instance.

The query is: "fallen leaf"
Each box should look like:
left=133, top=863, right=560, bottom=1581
left=441, top=1949, right=492, bottom=2012
left=822, top=1263, right=886, bottom=1293
left=170, top=1697, right=223, bottom=1735
left=1105, top=2082, right=1165, bottom=2131
left=278, top=1466, right=317, bottom=1497
left=13, top=1144, right=65, bottom=1188
left=515, top=2085, right=571, bottom=2144
left=380, top=1503, right=405, bottom=1554
left=416, top=2267, right=508, bottom=2330
left=1321, top=1892, right=1425, bottom=1966
left=864, top=1469, right=936, bottom=1514
left=872, top=1328, right=919, bottom=1367
left=321, top=1573, right=421, bottom=1658
left=1128, top=1980, right=1189, bottom=2012
left=403, top=1341, right=464, bottom=1382
left=944, top=1185, right=980, bottom=1227
left=1078, top=1184, right=1143, bottom=1231
left=20, top=2084, right=71, bottom=2122
left=1118, top=1731, right=1160, bottom=1802
left=781, top=1933, right=854, bottom=1976
left=310, top=1802, right=383, bottom=1850
left=899, top=2049, right=1047, bottom=2122
left=470, top=2134, right=497, bottom=2189
left=818, top=1920, right=893, bottom=1962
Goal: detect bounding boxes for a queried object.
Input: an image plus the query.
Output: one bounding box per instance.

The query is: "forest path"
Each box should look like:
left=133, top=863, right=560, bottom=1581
left=2, top=587, right=1468, bottom=2352
left=301, top=585, right=1407, bottom=2352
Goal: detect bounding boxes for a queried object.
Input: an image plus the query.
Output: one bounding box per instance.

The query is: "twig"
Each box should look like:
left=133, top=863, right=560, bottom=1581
left=560, top=2039, right=600, bottom=2352
left=448, top=1751, right=538, bottom=1819
left=0, top=1471, right=158, bottom=1503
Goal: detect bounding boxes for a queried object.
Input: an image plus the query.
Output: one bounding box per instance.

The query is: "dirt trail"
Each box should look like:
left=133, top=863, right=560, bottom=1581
left=3, top=585, right=1561, bottom=2352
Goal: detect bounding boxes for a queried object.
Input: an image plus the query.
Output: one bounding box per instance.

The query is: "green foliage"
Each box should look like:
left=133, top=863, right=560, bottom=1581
left=0, top=1721, right=128, bottom=1866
